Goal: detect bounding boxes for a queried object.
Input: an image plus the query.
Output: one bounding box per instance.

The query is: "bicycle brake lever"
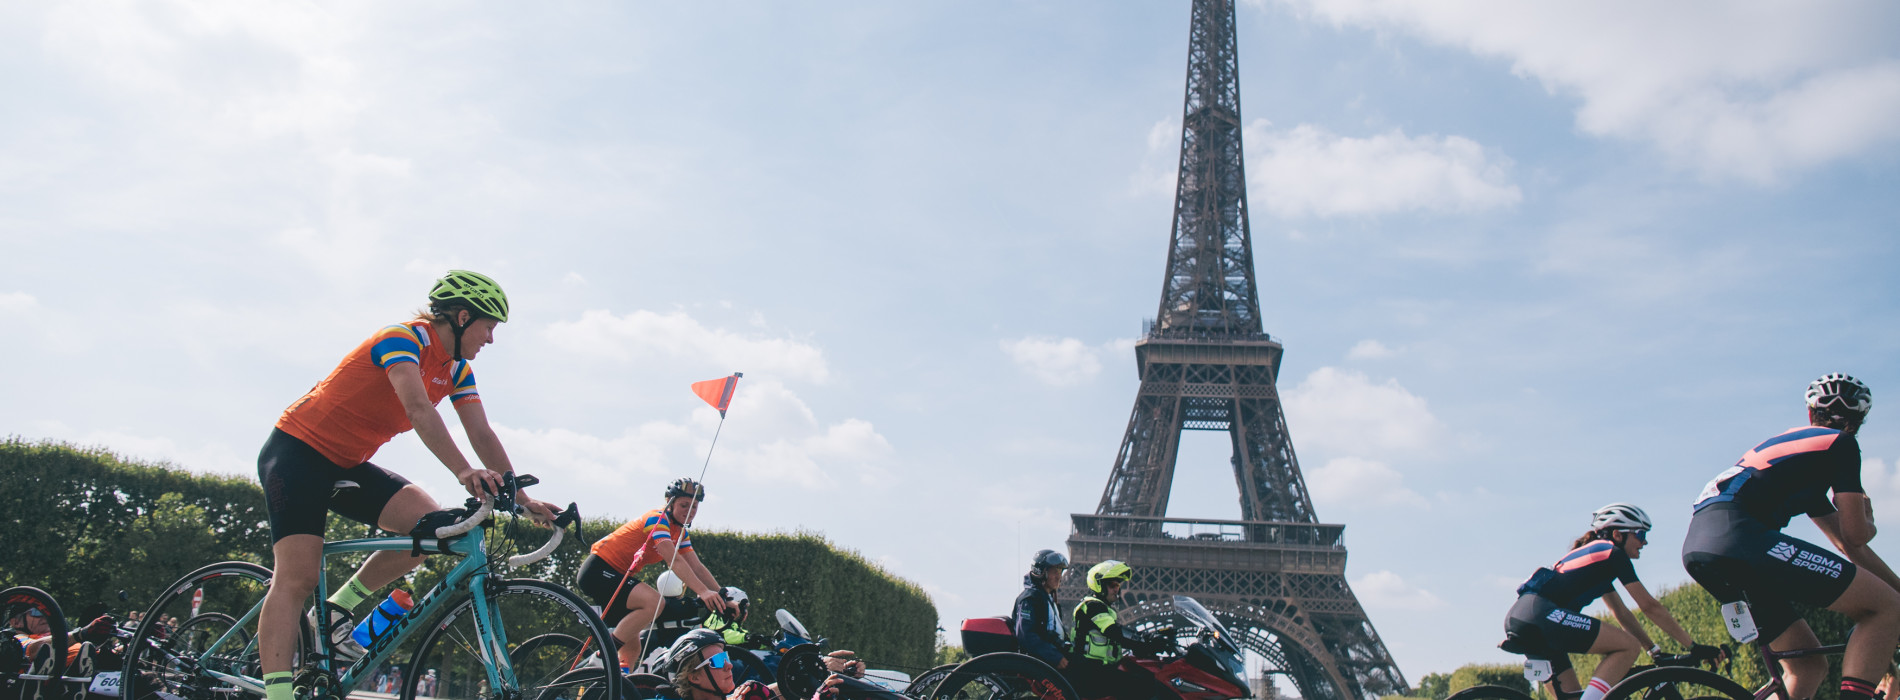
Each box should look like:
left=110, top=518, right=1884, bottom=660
left=555, top=502, right=581, bottom=529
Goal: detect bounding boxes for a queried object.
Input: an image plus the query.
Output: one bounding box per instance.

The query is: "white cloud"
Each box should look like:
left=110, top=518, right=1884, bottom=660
left=1862, top=458, right=1900, bottom=508
left=1308, top=456, right=1426, bottom=508
left=1246, top=122, right=1520, bottom=218
left=1283, top=367, right=1443, bottom=458
left=1000, top=336, right=1106, bottom=386
left=1132, top=117, right=1184, bottom=195
left=1347, top=339, right=1396, bottom=360
left=1274, top=0, right=1900, bottom=182
left=1353, top=570, right=1445, bottom=611
left=492, top=377, right=893, bottom=492
left=547, top=309, right=830, bottom=383
left=0, top=292, right=38, bottom=314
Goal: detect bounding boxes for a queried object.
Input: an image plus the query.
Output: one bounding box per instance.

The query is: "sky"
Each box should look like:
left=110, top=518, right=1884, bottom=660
left=4, top=0, right=1900, bottom=685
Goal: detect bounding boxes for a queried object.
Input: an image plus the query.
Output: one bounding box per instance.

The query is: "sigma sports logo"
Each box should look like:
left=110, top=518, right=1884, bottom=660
left=1767, top=542, right=1798, bottom=562
left=1545, top=609, right=1594, bottom=630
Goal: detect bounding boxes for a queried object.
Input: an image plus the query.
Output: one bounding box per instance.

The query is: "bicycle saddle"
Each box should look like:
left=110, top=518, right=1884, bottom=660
left=1499, top=628, right=1547, bottom=656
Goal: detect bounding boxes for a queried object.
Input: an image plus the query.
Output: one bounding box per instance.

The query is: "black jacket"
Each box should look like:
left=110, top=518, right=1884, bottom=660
left=1012, top=574, right=1066, bottom=666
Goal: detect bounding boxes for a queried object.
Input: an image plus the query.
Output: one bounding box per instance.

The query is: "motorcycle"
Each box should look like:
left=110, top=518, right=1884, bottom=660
left=926, top=595, right=1251, bottom=700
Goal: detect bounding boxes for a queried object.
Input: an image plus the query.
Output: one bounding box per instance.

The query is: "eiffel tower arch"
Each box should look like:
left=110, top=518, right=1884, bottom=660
left=1060, top=1, right=1406, bottom=698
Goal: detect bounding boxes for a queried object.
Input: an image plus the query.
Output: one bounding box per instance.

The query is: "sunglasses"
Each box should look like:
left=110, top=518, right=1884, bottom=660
left=695, top=651, right=729, bottom=671
left=1625, top=529, right=1648, bottom=543
left=26, top=609, right=44, bottom=618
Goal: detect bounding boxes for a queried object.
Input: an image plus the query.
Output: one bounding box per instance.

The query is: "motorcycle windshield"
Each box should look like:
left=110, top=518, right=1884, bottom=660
left=776, top=609, right=813, bottom=641
left=1173, top=597, right=1246, bottom=674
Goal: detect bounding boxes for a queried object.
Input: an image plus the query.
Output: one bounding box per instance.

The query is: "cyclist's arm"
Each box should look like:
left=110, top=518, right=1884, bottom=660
left=451, top=401, right=556, bottom=522
left=1816, top=504, right=1900, bottom=593
left=388, top=364, right=499, bottom=497
left=1622, top=581, right=1693, bottom=648
left=680, top=547, right=721, bottom=595
left=647, top=538, right=719, bottom=607
left=1600, top=592, right=1658, bottom=653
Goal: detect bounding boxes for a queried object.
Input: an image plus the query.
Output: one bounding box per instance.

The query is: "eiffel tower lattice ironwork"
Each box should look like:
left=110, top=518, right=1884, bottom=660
left=1062, top=1, right=1406, bottom=698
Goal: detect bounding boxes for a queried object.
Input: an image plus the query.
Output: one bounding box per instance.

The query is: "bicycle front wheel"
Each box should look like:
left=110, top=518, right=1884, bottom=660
left=403, top=579, right=619, bottom=700
left=1445, top=685, right=1537, bottom=700
left=1604, top=667, right=1752, bottom=700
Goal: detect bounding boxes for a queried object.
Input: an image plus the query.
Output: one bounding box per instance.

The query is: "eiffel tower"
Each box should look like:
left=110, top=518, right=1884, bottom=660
left=1061, top=1, right=1406, bottom=698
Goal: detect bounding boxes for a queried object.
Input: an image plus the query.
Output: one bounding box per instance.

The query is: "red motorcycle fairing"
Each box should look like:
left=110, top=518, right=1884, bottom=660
left=1078, top=656, right=1246, bottom=700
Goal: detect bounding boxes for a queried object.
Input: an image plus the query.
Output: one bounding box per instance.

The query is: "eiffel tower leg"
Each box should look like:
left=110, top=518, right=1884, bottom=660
left=1231, top=386, right=1315, bottom=523
left=1097, top=390, right=1185, bottom=519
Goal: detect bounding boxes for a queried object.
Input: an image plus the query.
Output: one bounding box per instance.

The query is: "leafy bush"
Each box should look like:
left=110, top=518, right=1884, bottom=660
left=1, top=438, right=937, bottom=669
left=1447, top=663, right=1530, bottom=695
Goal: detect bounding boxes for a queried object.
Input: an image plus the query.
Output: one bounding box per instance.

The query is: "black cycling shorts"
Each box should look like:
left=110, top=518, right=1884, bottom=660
left=258, top=428, right=412, bottom=543
left=576, top=554, right=648, bottom=626
left=1503, top=593, right=1601, bottom=676
left=1682, top=503, right=1856, bottom=643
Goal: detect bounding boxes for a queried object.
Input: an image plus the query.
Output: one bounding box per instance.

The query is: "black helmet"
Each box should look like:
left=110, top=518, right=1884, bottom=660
left=663, top=628, right=726, bottom=682
left=666, top=478, right=706, bottom=502
left=1028, top=549, right=1068, bottom=582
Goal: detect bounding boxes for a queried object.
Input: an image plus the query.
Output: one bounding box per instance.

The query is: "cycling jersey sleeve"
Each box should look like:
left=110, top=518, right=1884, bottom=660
left=1831, top=432, right=1864, bottom=496
left=370, top=325, right=425, bottom=369
left=677, top=532, right=693, bottom=551
left=448, top=360, right=480, bottom=405
left=1613, top=548, right=1639, bottom=585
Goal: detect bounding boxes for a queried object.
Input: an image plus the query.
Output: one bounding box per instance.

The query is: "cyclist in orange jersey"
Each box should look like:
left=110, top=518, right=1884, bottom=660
left=576, top=478, right=730, bottom=669
left=253, top=271, right=558, bottom=700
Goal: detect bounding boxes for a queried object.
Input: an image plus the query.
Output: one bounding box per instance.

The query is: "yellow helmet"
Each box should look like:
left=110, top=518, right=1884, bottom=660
left=1086, top=560, right=1132, bottom=594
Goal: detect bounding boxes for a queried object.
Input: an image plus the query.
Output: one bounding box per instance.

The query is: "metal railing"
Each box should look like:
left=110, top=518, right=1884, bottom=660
left=1071, top=514, right=1344, bottom=549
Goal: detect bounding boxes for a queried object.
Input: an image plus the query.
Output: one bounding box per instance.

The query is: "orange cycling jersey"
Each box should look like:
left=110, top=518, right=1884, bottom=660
left=590, top=508, right=694, bottom=573
left=277, top=321, right=480, bottom=468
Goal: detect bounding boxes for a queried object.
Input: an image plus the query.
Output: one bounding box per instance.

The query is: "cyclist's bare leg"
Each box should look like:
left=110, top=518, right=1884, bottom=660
left=1552, top=669, right=1581, bottom=695
left=260, top=535, right=324, bottom=674
left=1770, top=621, right=1827, bottom=700
left=1826, top=569, right=1900, bottom=685
left=1585, top=624, right=1641, bottom=687
left=613, top=583, right=661, bottom=669
left=345, top=486, right=442, bottom=590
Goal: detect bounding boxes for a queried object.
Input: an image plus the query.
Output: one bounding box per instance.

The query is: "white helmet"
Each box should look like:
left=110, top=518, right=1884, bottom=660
left=1591, top=503, right=1652, bottom=532
left=1806, top=373, right=1872, bottom=415
left=657, top=570, right=685, bottom=598
left=722, top=587, right=750, bottom=622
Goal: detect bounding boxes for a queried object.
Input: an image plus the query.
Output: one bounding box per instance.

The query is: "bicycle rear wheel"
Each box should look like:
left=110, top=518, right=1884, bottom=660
left=930, top=653, right=1077, bottom=700
left=403, top=579, right=619, bottom=700
left=122, top=562, right=287, bottom=700
left=1604, top=667, right=1752, bottom=700
left=906, top=664, right=957, bottom=697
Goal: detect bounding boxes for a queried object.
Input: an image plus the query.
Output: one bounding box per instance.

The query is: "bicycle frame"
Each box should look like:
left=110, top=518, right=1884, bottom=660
left=1751, top=643, right=1848, bottom=700
left=192, top=527, right=513, bottom=698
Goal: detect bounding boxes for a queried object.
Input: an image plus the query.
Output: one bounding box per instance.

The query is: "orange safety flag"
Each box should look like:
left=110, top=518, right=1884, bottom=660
left=691, top=372, right=743, bottom=417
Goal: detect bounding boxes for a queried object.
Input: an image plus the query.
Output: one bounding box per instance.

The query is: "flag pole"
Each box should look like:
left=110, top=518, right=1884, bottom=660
left=665, top=373, right=742, bottom=589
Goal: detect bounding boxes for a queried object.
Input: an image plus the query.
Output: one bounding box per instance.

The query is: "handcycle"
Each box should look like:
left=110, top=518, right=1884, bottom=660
left=3, top=587, right=168, bottom=700
left=117, top=472, right=620, bottom=700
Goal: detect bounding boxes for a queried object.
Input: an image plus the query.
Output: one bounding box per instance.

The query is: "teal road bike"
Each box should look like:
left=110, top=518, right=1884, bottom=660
left=118, top=474, right=621, bottom=700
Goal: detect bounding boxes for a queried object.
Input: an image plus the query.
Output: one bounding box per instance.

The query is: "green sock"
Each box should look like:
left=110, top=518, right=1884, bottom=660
left=264, top=671, right=294, bottom=700
left=326, top=575, right=373, bottom=611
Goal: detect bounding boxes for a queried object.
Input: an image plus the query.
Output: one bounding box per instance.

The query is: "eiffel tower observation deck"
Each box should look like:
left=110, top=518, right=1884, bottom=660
left=1060, top=1, right=1407, bottom=698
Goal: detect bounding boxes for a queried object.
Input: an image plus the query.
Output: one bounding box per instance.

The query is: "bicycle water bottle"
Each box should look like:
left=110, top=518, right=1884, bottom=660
left=351, top=590, right=415, bottom=648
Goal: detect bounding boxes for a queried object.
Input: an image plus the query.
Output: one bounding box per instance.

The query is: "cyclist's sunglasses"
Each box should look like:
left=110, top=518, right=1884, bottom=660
left=25, top=608, right=44, bottom=618
left=1624, top=529, right=1648, bottom=543
left=695, top=650, right=730, bottom=671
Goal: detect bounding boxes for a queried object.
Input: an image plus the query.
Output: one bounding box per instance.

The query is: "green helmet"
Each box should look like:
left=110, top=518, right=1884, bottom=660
left=428, top=270, right=509, bottom=322
left=1086, top=560, right=1132, bottom=594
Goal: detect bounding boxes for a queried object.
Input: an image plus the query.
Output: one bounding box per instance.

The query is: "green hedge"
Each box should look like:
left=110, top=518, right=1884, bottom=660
left=0, top=438, right=936, bottom=669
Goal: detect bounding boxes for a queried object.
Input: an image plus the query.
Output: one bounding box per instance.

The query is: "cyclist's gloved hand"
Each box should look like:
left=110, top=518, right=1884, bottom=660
left=82, top=616, right=115, bottom=639
left=458, top=469, right=503, bottom=500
